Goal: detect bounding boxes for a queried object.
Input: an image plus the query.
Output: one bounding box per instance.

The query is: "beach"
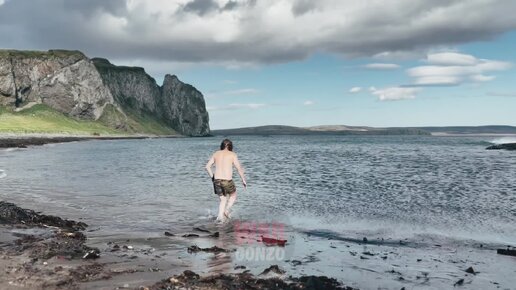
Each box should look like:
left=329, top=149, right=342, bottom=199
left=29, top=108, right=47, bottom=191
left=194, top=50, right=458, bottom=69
left=1, top=135, right=515, bottom=289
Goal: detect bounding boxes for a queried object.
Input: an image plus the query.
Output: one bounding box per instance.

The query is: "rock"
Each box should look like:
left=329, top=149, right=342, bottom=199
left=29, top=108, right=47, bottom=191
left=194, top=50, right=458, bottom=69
left=465, top=266, right=476, bottom=274
left=209, top=232, right=220, bottom=238
left=164, top=231, right=174, bottom=237
left=193, top=227, right=210, bottom=233
left=234, top=265, right=246, bottom=270
left=182, top=234, right=200, bottom=238
left=362, top=237, right=368, bottom=243
left=0, top=49, right=211, bottom=136
left=454, top=278, right=464, bottom=286
left=187, top=245, right=233, bottom=254
left=82, top=249, right=100, bottom=259
left=259, top=265, right=286, bottom=275
left=497, top=248, right=516, bottom=256
left=291, top=260, right=303, bottom=266
left=486, top=143, right=516, bottom=151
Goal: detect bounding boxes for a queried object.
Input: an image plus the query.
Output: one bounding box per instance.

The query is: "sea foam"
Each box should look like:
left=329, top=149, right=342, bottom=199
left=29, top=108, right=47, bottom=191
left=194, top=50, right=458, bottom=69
left=490, top=137, right=516, bottom=144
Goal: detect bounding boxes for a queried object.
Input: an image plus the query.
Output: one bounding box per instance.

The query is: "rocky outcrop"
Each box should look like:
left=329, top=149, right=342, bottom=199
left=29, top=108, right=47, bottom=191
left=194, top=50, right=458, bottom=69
left=486, top=143, right=516, bottom=151
left=92, top=58, right=210, bottom=136
left=0, top=50, right=114, bottom=120
left=0, top=50, right=210, bottom=136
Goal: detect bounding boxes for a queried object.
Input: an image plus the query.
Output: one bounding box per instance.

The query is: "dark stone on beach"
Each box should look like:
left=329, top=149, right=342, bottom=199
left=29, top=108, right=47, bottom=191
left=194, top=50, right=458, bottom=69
left=0, top=201, right=87, bottom=231
left=164, top=231, right=174, bottom=237
left=187, top=245, right=233, bottom=254
left=234, top=265, right=246, bottom=270
left=193, top=227, right=210, bottom=233
left=82, top=249, right=100, bottom=259
left=209, top=231, right=220, bottom=238
left=486, top=143, right=516, bottom=151
left=362, top=237, right=368, bottom=243
left=182, top=234, right=200, bottom=238
left=291, top=260, right=303, bottom=266
left=362, top=251, right=375, bottom=256
left=146, top=270, right=354, bottom=290
left=417, top=258, right=422, bottom=262
left=454, top=278, right=465, bottom=286
left=497, top=248, right=516, bottom=256
left=465, top=266, right=476, bottom=274
left=260, top=265, right=286, bottom=275
left=359, top=256, right=369, bottom=260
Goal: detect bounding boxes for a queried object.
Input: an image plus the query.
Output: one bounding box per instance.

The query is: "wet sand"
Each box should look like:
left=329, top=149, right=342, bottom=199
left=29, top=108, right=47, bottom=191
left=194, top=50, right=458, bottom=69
left=0, top=202, right=353, bottom=289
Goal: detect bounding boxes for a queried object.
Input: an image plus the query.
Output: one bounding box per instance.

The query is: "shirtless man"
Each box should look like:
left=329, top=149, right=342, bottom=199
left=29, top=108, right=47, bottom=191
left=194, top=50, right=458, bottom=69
left=205, top=139, right=246, bottom=222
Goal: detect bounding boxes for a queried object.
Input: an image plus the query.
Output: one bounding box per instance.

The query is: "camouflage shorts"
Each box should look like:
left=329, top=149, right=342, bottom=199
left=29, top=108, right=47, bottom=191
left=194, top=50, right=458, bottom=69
left=213, top=179, right=236, bottom=196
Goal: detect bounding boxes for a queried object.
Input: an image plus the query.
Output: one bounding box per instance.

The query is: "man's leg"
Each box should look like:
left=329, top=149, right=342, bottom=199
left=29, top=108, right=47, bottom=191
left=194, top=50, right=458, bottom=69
left=217, top=195, right=227, bottom=221
left=225, top=191, right=237, bottom=218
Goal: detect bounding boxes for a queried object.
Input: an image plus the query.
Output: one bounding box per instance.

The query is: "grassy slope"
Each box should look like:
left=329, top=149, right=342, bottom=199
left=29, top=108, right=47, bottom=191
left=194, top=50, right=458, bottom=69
left=0, top=105, right=121, bottom=135
left=0, top=104, right=177, bottom=136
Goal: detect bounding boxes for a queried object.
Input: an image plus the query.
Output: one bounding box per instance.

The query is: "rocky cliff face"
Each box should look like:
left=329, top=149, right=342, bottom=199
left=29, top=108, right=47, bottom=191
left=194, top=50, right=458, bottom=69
left=92, top=58, right=210, bottom=136
left=0, top=50, right=113, bottom=119
left=0, top=50, right=210, bottom=136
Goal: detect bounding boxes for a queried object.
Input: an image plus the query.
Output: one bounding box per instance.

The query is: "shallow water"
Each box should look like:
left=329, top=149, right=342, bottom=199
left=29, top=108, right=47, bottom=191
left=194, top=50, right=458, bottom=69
left=1, top=135, right=515, bottom=288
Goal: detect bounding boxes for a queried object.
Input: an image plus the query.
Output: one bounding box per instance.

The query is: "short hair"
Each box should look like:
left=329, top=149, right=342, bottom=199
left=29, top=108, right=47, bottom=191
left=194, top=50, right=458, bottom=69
left=220, top=139, right=233, bottom=151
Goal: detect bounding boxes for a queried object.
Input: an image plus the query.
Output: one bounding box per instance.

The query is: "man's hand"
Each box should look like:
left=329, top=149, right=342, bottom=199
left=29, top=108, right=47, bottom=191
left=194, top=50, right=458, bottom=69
left=243, top=181, right=247, bottom=189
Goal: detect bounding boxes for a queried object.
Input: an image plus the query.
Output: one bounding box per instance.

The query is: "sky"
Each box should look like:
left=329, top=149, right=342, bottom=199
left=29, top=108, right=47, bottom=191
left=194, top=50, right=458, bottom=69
left=1, top=0, right=516, bottom=129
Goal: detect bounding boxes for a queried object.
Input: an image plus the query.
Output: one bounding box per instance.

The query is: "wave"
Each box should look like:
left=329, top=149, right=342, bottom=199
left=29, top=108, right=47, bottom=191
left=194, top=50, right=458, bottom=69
left=489, top=137, right=516, bottom=145
left=0, top=169, right=6, bottom=179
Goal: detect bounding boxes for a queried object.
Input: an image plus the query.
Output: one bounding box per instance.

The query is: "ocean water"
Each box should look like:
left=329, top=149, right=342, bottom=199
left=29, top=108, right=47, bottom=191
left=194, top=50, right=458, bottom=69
left=1, top=136, right=516, bottom=288
left=0, top=136, right=515, bottom=244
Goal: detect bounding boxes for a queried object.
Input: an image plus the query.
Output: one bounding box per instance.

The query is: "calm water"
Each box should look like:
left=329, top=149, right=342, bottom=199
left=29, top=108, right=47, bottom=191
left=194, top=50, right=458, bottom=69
left=1, top=135, right=515, bottom=245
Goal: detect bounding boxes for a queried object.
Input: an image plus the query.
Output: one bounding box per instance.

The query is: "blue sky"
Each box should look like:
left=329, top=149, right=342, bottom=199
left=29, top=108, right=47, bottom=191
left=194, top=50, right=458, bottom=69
left=1, top=0, right=516, bottom=129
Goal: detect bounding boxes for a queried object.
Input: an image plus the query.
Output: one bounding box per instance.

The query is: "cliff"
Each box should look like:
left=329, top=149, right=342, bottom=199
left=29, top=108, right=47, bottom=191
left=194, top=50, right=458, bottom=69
left=92, top=58, right=209, bottom=136
left=0, top=50, right=210, bottom=136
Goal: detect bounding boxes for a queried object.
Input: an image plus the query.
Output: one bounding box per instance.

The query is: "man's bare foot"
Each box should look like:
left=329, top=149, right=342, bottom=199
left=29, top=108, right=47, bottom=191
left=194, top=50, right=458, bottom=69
left=224, top=211, right=231, bottom=219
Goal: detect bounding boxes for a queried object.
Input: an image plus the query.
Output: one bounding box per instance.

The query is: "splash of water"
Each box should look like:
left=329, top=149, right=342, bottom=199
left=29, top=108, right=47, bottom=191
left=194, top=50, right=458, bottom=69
left=0, top=169, right=6, bottom=179
left=490, top=137, right=516, bottom=144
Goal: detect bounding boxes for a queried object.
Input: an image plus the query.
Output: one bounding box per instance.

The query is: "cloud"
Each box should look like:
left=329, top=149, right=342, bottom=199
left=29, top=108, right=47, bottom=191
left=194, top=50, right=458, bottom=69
left=2, top=0, right=516, bottom=65
left=370, top=87, right=419, bottom=101
left=349, top=87, right=362, bottom=93
left=363, top=63, right=400, bottom=70
left=208, top=103, right=266, bottom=111
left=303, top=100, right=314, bottom=105
left=407, top=52, right=512, bottom=86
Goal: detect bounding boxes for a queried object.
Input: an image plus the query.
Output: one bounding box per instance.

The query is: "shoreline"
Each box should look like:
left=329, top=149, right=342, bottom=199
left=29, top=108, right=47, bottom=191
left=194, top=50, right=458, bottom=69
left=0, top=202, right=353, bottom=290
left=0, top=134, right=183, bottom=149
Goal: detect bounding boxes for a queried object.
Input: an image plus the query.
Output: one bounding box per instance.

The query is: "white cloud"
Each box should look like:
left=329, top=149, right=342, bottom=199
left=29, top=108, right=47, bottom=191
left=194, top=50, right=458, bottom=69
left=363, top=63, right=400, bottom=70
left=2, top=1, right=516, bottom=65
left=0, top=0, right=5, bottom=6
left=349, top=87, right=362, bottom=93
left=407, top=52, right=512, bottom=86
left=303, top=100, right=314, bottom=105
left=370, top=87, right=419, bottom=101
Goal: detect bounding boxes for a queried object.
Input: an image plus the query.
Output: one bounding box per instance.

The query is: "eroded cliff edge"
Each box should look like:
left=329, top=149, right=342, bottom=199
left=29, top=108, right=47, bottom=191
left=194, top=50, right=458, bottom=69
left=0, top=50, right=210, bottom=136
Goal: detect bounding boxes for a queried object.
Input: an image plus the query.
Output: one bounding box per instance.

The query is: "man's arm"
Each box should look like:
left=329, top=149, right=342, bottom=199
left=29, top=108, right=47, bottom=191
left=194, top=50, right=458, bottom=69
left=233, top=154, right=247, bottom=188
left=205, top=154, right=215, bottom=180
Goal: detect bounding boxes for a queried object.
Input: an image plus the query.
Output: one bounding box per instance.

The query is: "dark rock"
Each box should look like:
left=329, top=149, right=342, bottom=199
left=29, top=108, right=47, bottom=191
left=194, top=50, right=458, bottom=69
left=182, top=234, right=200, bottom=238
left=363, top=237, right=368, bottom=243
left=164, top=231, right=174, bottom=237
left=193, top=227, right=210, bottom=233
left=209, top=232, right=220, bottom=238
left=82, top=249, right=100, bottom=260
left=454, top=278, right=465, bottom=286
left=486, top=143, right=516, bottom=151
left=187, top=245, right=233, bottom=254
left=362, top=251, right=375, bottom=256
left=234, top=265, right=246, bottom=270
left=497, top=248, right=516, bottom=256
left=291, top=260, right=303, bottom=266
left=465, top=266, right=476, bottom=274
left=259, top=265, right=286, bottom=275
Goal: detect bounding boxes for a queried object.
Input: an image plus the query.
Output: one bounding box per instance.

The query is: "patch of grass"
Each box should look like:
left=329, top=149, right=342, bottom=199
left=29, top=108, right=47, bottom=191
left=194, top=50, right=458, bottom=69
left=122, top=108, right=177, bottom=135
left=0, top=104, right=121, bottom=135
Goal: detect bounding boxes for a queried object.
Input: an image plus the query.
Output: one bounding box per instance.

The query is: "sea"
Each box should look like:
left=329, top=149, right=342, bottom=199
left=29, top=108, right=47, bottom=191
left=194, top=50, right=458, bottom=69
left=1, top=135, right=515, bottom=289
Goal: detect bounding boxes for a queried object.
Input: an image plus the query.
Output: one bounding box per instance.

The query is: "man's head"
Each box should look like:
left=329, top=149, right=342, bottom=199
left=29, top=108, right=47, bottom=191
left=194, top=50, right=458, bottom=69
left=220, top=139, right=233, bottom=151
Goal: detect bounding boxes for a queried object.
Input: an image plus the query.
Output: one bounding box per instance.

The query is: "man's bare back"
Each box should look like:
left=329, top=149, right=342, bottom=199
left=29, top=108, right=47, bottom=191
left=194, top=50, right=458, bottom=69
left=205, top=139, right=246, bottom=222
